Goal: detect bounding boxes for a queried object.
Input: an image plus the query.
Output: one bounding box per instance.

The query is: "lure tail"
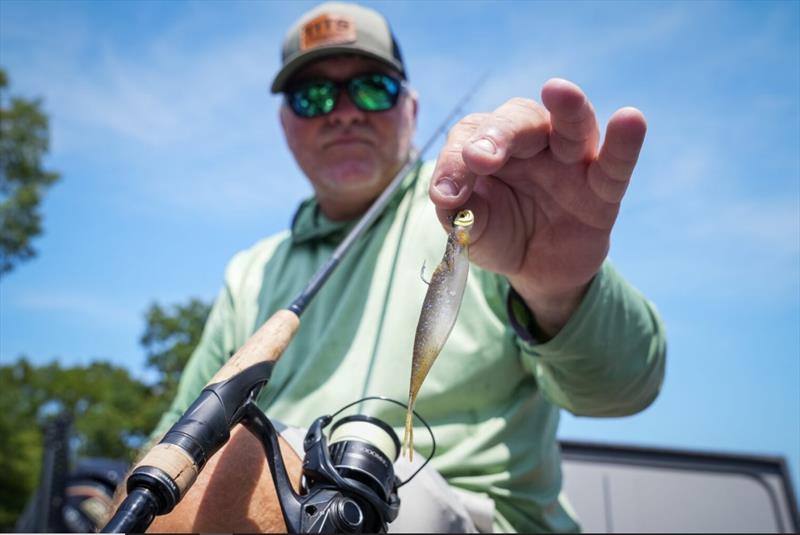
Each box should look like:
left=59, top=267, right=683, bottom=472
left=402, top=402, right=415, bottom=461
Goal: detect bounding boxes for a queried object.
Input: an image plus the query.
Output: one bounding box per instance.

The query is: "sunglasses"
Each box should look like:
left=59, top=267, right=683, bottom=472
left=284, top=73, right=404, bottom=118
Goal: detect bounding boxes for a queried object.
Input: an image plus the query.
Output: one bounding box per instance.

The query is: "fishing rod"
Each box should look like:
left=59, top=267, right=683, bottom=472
left=102, top=73, right=488, bottom=533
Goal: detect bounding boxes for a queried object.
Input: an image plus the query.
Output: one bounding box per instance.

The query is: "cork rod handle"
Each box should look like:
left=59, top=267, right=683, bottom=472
left=208, top=309, right=300, bottom=385
left=130, top=308, right=300, bottom=500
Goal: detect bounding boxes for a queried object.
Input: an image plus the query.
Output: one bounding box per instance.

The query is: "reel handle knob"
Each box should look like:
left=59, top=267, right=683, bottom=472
left=333, top=497, right=364, bottom=532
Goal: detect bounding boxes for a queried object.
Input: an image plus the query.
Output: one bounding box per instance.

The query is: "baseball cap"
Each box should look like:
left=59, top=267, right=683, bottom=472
left=270, top=2, right=406, bottom=94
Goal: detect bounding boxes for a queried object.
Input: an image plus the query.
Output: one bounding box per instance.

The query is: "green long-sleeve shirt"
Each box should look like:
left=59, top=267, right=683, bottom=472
left=152, top=161, right=666, bottom=532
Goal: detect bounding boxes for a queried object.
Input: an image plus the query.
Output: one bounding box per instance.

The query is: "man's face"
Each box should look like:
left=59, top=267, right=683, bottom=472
left=280, top=55, right=417, bottom=220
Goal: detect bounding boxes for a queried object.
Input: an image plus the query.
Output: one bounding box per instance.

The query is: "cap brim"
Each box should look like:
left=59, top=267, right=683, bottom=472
left=270, top=45, right=405, bottom=94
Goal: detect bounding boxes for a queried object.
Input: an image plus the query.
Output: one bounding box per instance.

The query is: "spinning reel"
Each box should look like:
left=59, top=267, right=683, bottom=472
left=244, top=396, right=434, bottom=533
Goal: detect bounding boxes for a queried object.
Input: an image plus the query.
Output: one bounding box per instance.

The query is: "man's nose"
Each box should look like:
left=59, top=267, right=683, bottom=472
left=326, top=91, right=366, bottom=126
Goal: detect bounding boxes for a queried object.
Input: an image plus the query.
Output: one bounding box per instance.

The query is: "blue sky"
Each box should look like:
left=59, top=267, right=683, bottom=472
left=1, top=0, right=798, bottom=496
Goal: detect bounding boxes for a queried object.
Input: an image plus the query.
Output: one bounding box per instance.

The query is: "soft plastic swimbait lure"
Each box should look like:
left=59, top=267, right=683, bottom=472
left=402, top=209, right=474, bottom=460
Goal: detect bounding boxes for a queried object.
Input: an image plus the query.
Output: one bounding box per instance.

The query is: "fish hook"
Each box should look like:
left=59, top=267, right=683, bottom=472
left=419, top=260, right=431, bottom=286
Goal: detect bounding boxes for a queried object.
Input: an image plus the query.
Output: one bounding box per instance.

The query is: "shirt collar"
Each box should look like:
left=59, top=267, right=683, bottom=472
left=290, top=162, right=421, bottom=245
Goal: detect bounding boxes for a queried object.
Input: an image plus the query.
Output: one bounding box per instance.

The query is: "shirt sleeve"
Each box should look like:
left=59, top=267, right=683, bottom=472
left=148, top=282, right=237, bottom=441
left=508, top=260, right=667, bottom=417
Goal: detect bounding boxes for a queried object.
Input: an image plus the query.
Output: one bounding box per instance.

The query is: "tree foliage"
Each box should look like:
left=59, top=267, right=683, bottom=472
left=141, top=298, right=212, bottom=397
left=0, top=359, right=162, bottom=530
left=0, top=297, right=212, bottom=531
left=0, top=67, right=61, bottom=275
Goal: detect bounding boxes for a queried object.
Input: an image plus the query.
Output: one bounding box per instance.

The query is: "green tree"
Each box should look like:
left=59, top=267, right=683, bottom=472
left=0, top=358, right=163, bottom=530
left=0, top=360, right=42, bottom=530
left=0, top=296, right=212, bottom=530
left=141, top=298, right=212, bottom=399
left=0, top=67, right=61, bottom=275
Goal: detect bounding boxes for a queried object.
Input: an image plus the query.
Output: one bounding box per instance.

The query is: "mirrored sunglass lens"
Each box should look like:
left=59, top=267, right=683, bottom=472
left=289, top=82, right=337, bottom=117
left=350, top=74, right=400, bottom=111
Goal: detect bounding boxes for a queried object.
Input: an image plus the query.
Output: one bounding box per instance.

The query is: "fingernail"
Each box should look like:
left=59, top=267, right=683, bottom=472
left=472, top=138, right=497, bottom=155
left=435, top=178, right=460, bottom=197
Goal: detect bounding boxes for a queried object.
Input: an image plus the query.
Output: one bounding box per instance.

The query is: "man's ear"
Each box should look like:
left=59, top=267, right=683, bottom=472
left=279, top=103, right=290, bottom=132
left=407, top=87, right=419, bottom=120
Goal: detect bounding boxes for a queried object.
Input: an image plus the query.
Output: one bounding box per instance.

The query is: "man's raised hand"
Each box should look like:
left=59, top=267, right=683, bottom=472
left=429, top=78, right=647, bottom=336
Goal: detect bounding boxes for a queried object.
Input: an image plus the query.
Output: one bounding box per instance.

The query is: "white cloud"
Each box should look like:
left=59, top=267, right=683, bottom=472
left=14, top=290, right=140, bottom=330
left=135, top=151, right=313, bottom=221
left=38, top=30, right=277, bottom=150
left=692, top=196, right=799, bottom=255
left=2, top=7, right=310, bottom=221
left=613, top=189, right=800, bottom=302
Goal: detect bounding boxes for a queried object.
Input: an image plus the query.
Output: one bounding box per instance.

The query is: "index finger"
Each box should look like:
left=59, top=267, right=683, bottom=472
left=461, top=97, right=551, bottom=176
left=429, top=112, right=487, bottom=209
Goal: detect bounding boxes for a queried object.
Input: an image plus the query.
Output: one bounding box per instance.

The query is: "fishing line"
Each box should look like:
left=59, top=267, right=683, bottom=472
left=328, top=395, right=436, bottom=487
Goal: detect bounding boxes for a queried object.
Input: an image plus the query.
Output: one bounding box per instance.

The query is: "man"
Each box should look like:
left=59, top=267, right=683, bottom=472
left=143, top=2, right=666, bottom=532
